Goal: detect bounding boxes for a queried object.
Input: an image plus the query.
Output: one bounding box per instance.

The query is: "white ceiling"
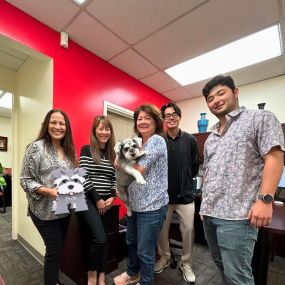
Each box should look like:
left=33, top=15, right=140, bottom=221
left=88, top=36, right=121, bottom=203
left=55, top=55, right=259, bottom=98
left=2, top=0, right=285, bottom=104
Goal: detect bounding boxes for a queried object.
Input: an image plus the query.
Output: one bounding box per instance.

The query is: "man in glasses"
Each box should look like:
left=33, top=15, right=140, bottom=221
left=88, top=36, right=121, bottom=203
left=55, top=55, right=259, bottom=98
left=155, top=102, right=199, bottom=283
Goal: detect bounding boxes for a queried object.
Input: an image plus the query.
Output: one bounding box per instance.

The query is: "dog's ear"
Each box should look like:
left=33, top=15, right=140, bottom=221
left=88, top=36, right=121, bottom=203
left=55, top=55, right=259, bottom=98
left=52, top=168, right=66, bottom=179
left=73, top=167, right=86, bottom=177
left=114, top=141, right=123, bottom=155
left=133, top=136, right=143, bottom=148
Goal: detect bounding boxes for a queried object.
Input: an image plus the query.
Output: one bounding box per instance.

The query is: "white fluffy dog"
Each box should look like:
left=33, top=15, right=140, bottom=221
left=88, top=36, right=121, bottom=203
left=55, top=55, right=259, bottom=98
left=114, top=137, right=145, bottom=216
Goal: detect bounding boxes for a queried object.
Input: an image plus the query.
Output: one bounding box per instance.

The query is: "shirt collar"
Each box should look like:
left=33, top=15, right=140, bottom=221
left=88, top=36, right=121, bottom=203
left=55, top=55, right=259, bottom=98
left=210, top=106, right=246, bottom=133
left=167, top=129, right=181, bottom=139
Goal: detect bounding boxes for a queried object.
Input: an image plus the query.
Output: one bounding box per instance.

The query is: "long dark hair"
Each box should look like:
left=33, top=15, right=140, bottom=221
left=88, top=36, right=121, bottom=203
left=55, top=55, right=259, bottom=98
left=133, top=104, right=164, bottom=136
left=90, top=115, right=115, bottom=164
left=36, top=109, right=77, bottom=167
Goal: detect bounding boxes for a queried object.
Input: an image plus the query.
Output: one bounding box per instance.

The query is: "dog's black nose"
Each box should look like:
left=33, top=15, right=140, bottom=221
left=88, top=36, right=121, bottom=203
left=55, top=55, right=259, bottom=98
left=68, top=185, right=74, bottom=190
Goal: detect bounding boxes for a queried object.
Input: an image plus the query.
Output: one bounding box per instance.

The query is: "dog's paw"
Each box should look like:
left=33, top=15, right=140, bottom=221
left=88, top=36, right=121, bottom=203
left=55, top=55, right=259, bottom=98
left=136, top=177, right=146, bottom=184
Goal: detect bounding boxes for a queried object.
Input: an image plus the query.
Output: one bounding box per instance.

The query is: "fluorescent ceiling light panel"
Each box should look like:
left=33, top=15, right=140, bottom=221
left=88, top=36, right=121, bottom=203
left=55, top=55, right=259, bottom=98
left=73, top=0, right=87, bottom=5
left=165, top=24, right=282, bottom=86
left=0, top=92, right=12, bottom=109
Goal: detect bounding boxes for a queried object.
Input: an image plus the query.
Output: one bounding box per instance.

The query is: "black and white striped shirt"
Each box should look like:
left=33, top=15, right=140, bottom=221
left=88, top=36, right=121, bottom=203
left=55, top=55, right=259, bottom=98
left=80, top=145, right=116, bottom=202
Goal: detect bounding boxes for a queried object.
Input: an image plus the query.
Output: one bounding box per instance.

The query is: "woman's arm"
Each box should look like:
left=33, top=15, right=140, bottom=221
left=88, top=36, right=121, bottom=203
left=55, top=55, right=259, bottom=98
left=20, top=142, right=54, bottom=200
left=79, top=145, right=101, bottom=202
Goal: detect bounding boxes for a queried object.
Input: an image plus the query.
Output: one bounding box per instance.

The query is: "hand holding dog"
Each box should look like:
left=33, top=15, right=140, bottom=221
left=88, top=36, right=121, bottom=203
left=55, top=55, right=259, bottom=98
left=114, top=159, right=123, bottom=172
left=38, top=186, right=58, bottom=199
left=48, top=188, right=58, bottom=199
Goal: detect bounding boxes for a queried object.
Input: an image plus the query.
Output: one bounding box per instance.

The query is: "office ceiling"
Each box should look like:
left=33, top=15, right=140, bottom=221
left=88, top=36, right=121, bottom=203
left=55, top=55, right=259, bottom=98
left=2, top=0, right=285, bottom=103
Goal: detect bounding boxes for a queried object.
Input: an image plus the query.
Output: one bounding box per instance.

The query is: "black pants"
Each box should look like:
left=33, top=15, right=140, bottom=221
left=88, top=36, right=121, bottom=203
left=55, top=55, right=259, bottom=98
left=29, top=210, right=70, bottom=285
left=77, top=198, right=112, bottom=272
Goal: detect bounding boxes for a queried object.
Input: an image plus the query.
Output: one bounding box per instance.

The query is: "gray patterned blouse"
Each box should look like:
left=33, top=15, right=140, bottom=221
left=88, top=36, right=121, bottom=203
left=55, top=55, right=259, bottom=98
left=128, top=134, right=169, bottom=212
left=20, top=140, right=72, bottom=220
left=200, top=107, right=285, bottom=220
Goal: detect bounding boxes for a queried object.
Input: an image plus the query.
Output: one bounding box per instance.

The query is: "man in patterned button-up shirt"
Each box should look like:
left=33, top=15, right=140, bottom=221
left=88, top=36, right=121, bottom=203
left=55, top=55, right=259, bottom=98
left=200, top=75, right=284, bottom=285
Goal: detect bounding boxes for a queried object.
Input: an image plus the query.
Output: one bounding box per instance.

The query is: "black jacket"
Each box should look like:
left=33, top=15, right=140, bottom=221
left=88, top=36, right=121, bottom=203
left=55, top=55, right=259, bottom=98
left=166, top=131, right=199, bottom=203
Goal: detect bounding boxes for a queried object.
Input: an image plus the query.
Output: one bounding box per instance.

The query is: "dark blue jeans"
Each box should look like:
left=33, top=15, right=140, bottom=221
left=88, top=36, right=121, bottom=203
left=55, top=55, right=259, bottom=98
left=126, top=206, right=167, bottom=285
left=29, top=211, right=70, bottom=285
left=203, top=216, right=258, bottom=285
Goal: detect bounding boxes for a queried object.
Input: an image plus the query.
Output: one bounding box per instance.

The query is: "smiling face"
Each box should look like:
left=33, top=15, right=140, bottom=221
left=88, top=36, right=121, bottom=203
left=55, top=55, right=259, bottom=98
left=48, top=112, right=66, bottom=144
left=206, top=84, right=239, bottom=118
left=163, top=106, right=181, bottom=131
left=95, top=121, right=111, bottom=148
left=136, top=111, right=156, bottom=141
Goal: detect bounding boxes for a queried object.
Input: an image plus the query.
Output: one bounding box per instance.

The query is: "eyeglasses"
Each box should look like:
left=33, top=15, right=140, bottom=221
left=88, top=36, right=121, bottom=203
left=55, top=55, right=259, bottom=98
left=164, top=112, right=179, bottom=120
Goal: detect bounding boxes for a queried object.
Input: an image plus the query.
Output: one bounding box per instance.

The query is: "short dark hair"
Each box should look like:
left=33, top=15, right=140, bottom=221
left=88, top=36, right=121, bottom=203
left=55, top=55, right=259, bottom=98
left=133, top=104, right=164, bottom=136
left=160, top=102, right=182, bottom=119
left=202, top=75, right=236, bottom=99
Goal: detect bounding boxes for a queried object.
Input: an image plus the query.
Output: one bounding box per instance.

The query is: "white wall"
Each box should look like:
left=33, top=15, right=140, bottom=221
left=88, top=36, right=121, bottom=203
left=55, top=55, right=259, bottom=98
left=14, top=56, right=52, bottom=255
left=0, top=116, right=12, bottom=167
left=178, top=75, right=285, bottom=134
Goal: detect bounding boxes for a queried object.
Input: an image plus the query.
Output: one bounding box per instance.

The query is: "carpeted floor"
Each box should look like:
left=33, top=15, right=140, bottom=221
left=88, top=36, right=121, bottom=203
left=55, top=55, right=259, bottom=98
left=0, top=207, right=285, bottom=285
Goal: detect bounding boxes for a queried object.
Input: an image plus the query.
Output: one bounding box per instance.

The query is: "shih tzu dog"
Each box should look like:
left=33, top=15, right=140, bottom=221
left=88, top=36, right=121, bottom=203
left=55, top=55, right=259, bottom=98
left=114, top=136, right=145, bottom=216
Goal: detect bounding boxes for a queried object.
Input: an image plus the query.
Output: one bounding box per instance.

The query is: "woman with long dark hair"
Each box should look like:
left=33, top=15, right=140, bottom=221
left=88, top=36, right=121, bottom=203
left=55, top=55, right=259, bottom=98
left=78, top=115, right=116, bottom=285
left=20, top=109, right=77, bottom=285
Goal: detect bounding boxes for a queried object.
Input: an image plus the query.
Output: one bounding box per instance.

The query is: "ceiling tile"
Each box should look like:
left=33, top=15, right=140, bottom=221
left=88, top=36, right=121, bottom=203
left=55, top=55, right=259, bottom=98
left=140, top=71, right=180, bottom=93
left=184, top=81, right=206, bottom=98
left=229, top=57, right=285, bottom=87
left=109, top=49, right=158, bottom=79
left=162, top=87, right=196, bottom=102
left=0, top=50, right=25, bottom=71
left=66, top=12, right=128, bottom=60
left=134, top=0, right=279, bottom=69
left=87, top=0, right=205, bottom=44
left=0, top=45, right=28, bottom=61
left=7, top=0, right=80, bottom=31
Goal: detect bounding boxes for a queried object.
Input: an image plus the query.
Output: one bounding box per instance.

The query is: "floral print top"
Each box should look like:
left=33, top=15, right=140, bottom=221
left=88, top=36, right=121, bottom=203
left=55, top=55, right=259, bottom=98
left=200, top=107, right=284, bottom=220
left=128, top=134, right=169, bottom=212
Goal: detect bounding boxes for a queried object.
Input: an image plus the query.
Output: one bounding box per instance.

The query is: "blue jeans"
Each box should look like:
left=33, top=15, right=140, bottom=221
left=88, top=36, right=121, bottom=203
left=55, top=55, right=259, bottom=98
left=126, top=206, right=167, bottom=285
left=203, top=216, right=258, bottom=285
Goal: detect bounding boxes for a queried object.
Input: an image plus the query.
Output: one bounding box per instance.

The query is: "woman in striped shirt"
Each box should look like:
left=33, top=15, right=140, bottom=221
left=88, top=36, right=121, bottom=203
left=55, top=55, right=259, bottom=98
left=78, top=115, right=116, bottom=285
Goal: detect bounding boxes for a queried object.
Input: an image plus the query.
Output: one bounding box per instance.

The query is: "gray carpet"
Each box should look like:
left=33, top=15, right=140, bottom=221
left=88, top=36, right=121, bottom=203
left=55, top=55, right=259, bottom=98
left=0, top=207, right=285, bottom=284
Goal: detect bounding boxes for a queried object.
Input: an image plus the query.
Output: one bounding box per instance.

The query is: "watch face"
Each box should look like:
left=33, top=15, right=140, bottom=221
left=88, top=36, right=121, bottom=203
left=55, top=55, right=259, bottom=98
left=263, top=194, right=273, bottom=203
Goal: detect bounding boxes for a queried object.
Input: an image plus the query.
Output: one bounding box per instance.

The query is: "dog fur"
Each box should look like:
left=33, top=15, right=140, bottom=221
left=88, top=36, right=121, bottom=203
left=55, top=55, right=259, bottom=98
left=114, top=137, right=145, bottom=216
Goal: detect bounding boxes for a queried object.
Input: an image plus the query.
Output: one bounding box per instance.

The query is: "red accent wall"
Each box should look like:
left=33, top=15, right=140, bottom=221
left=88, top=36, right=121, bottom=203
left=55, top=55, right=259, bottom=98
left=0, top=0, right=169, bottom=217
left=0, top=1, right=169, bottom=149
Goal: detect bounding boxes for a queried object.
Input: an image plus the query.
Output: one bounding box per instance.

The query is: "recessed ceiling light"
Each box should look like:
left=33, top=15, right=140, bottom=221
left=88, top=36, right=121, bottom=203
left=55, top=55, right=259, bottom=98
left=0, top=91, right=12, bottom=109
left=73, top=0, right=88, bottom=5
left=165, top=24, right=282, bottom=86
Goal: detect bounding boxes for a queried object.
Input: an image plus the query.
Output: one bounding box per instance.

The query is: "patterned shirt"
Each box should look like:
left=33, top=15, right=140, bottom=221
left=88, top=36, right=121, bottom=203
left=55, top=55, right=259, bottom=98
left=128, top=134, right=169, bottom=212
left=20, top=140, right=72, bottom=220
left=200, top=107, right=285, bottom=220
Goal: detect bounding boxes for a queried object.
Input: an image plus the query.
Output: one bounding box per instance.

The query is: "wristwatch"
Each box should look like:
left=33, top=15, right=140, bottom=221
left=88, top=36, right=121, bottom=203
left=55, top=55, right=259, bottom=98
left=258, top=194, right=274, bottom=204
